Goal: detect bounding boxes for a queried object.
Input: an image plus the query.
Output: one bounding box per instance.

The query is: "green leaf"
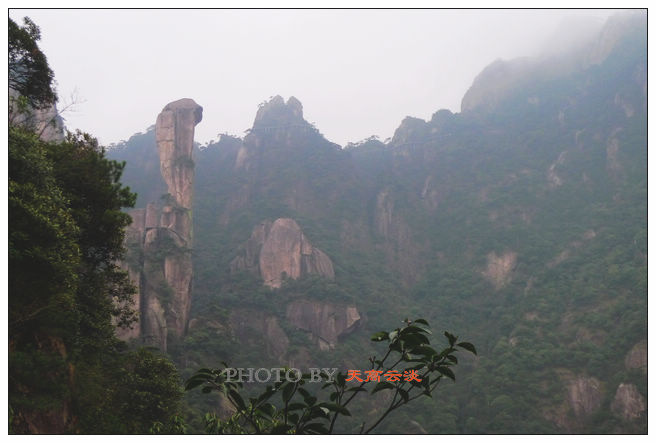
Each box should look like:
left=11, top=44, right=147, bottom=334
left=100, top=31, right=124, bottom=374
left=317, top=402, right=351, bottom=416
left=257, top=386, right=276, bottom=403
left=444, top=331, right=457, bottom=347
left=184, top=376, right=207, bottom=391
left=346, top=386, right=368, bottom=393
left=402, top=333, right=430, bottom=349
left=371, top=331, right=389, bottom=341
left=371, top=381, right=395, bottom=394
left=298, top=387, right=310, bottom=399
left=401, top=325, right=431, bottom=335
left=410, top=345, right=438, bottom=357
left=271, top=424, right=294, bottom=434
left=228, top=389, right=247, bottom=411
left=456, top=342, right=477, bottom=355
left=302, top=422, right=330, bottom=434
left=287, top=402, right=306, bottom=411
left=435, top=366, right=456, bottom=381
left=389, top=340, right=403, bottom=352
left=282, top=382, right=295, bottom=403
left=201, top=386, right=213, bottom=394
left=259, top=403, right=276, bottom=418
left=413, top=319, right=429, bottom=326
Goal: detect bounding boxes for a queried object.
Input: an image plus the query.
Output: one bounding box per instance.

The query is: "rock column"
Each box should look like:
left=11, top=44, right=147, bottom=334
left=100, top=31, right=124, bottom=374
left=119, top=99, right=202, bottom=350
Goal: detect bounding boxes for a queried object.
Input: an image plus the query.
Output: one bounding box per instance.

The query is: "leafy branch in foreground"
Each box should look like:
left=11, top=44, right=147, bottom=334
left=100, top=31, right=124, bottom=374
left=185, top=318, right=476, bottom=434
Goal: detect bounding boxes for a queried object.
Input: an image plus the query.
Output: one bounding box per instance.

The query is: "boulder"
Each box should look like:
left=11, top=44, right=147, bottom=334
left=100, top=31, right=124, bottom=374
left=231, top=218, right=335, bottom=288
left=611, top=383, right=646, bottom=420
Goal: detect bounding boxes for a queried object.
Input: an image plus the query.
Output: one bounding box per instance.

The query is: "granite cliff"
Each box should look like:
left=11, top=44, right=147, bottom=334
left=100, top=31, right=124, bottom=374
left=231, top=218, right=335, bottom=288
left=117, top=98, right=202, bottom=350
left=108, top=13, right=646, bottom=433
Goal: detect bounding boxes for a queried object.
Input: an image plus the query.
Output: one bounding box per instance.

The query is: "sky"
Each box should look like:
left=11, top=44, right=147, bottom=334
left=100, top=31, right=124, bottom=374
left=9, top=9, right=617, bottom=147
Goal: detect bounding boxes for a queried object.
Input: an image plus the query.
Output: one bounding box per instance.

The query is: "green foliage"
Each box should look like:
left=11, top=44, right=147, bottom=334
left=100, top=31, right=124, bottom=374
left=8, top=16, right=56, bottom=108
left=186, top=319, right=475, bottom=434
left=112, top=14, right=646, bottom=435
left=74, top=347, right=186, bottom=434
left=9, top=127, right=80, bottom=347
left=8, top=17, right=184, bottom=434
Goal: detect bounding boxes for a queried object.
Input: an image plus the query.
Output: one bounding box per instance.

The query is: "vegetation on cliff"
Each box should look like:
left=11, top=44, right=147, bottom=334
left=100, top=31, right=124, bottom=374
left=8, top=17, right=185, bottom=434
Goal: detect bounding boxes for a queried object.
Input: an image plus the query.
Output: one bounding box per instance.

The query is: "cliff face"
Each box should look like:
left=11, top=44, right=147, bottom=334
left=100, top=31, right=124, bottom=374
left=118, top=99, right=202, bottom=350
left=109, top=13, right=646, bottom=433
left=231, top=218, right=335, bottom=288
left=611, top=383, right=646, bottom=421
left=286, top=299, right=361, bottom=350
left=9, top=88, right=65, bottom=142
left=156, top=98, right=202, bottom=209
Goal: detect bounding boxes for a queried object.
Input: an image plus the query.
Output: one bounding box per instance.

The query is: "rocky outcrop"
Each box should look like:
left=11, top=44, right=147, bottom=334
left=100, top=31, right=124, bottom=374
left=482, top=251, right=517, bottom=290
left=606, top=127, right=623, bottom=180
left=286, top=299, right=360, bottom=350
left=389, top=116, right=430, bottom=148
left=567, top=376, right=603, bottom=417
left=234, top=95, right=340, bottom=172
left=374, top=188, right=424, bottom=285
left=8, top=88, right=65, bottom=142
left=461, top=57, right=536, bottom=113
left=624, top=340, right=647, bottom=373
left=156, top=98, right=202, bottom=209
left=117, top=99, right=202, bottom=350
left=611, top=383, right=646, bottom=420
left=229, top=310, right=289, bottom=360
left=252, top=95, right=304, bottom=129
left=231, top=218, right=335, bottom=288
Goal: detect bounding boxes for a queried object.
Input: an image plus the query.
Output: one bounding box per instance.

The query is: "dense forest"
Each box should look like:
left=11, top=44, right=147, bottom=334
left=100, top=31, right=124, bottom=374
left=9, top=11, right=647, bottom=434
left=8, top=17, right=186, bottom=434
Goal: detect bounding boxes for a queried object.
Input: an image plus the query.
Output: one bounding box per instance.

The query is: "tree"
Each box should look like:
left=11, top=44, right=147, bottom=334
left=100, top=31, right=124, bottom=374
left=8, top=127, right=81, bottom=433
left=186, top=319, right=476, bottom=434
left=75, top=348, right=186, bottom=434
left=8, top=16, right=185, bottom=434
left=45, top=130, right=137, bottom=358
left=9, top=16, right=56, bottom=109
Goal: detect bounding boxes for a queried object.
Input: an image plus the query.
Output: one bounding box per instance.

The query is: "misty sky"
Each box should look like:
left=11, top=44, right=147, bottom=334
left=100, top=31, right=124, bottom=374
left=10, top=9, right=617, bottom=147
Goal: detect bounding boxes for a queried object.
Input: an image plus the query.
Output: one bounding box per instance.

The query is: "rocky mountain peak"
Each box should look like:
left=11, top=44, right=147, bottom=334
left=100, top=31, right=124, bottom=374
left=389, top=116, right=429, bottom=147
left=253, top=95, right=305, bottom=128
left=162, top=98, right=203, bottom=125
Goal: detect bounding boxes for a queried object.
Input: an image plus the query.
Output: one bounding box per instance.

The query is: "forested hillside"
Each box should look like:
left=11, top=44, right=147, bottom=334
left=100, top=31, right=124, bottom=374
left=106, top=11, right=646, bottom=434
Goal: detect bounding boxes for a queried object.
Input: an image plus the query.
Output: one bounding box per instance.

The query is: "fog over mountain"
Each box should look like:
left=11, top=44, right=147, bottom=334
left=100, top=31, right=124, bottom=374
left=9, top=9, right=616, bottom=147
left=106, top=10, right=646, bottom=433
left=9, top=8, right=646, bottom=435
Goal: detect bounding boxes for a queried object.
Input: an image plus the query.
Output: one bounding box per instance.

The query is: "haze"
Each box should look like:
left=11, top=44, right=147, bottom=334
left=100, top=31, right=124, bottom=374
left=9, top=9, right=616, bottom=147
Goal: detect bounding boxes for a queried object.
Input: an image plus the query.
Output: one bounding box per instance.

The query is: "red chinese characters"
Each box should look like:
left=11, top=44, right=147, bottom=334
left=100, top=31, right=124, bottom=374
left=344, top=369, right=422, bottom=383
